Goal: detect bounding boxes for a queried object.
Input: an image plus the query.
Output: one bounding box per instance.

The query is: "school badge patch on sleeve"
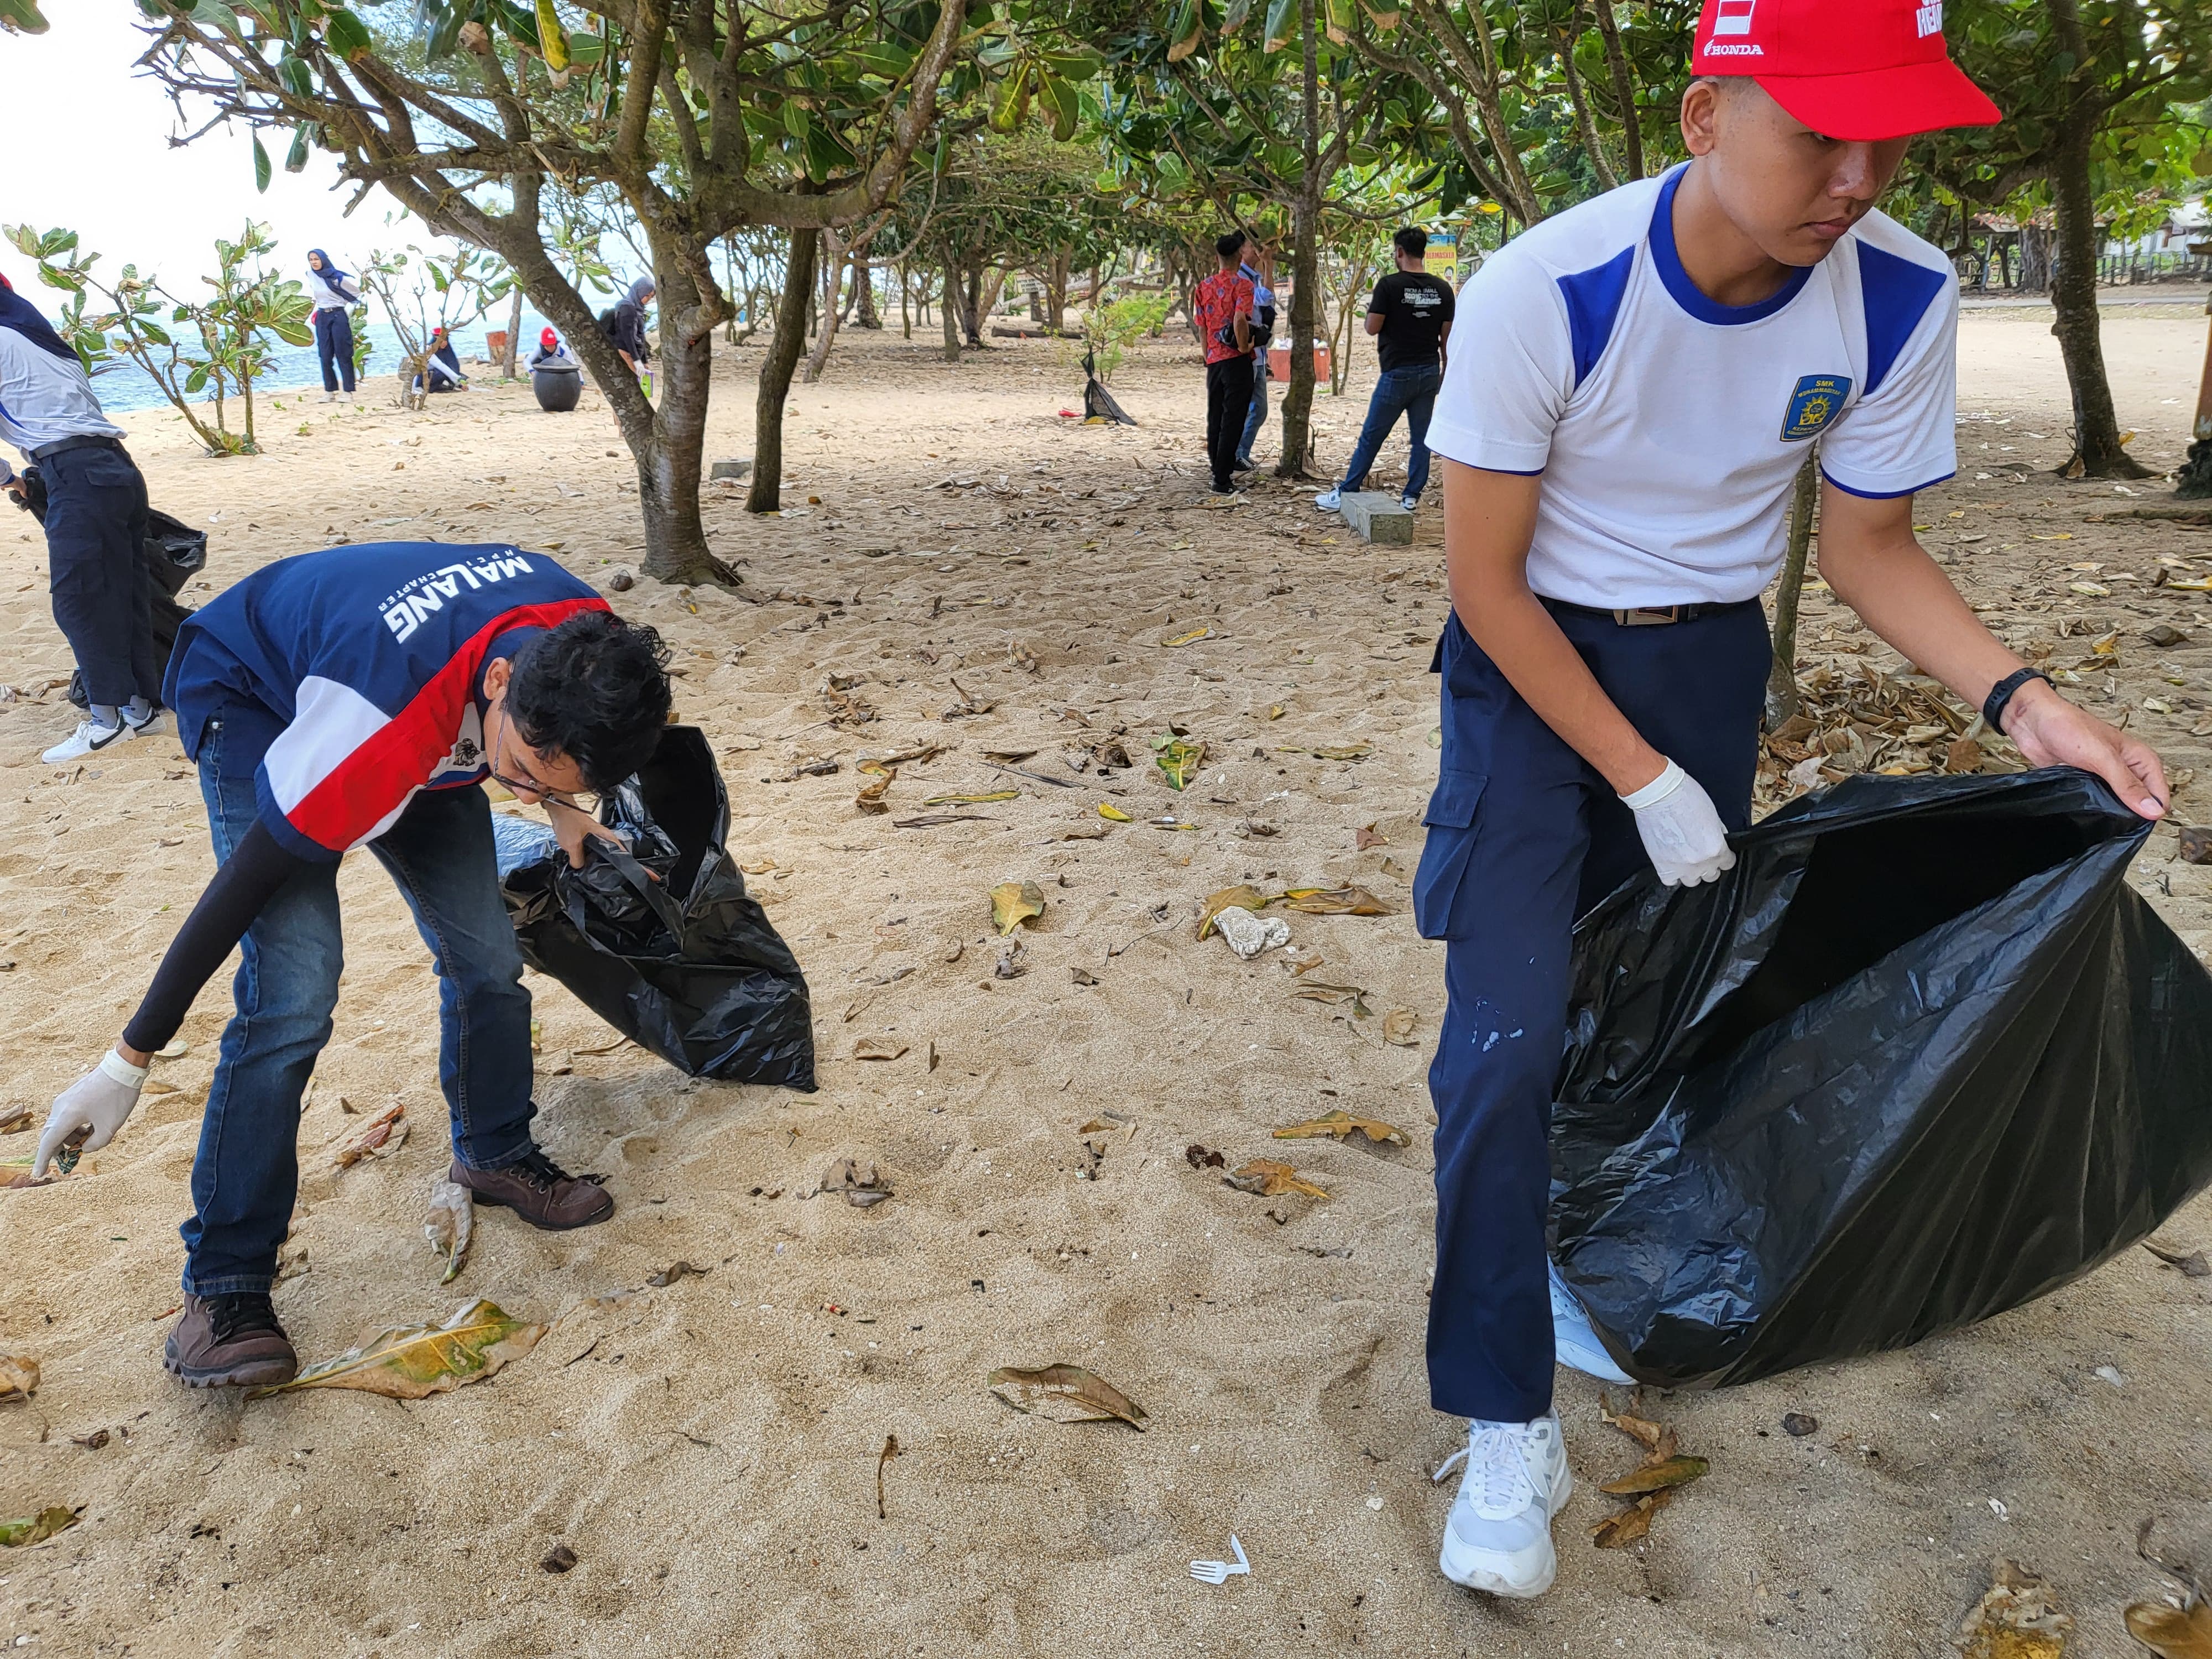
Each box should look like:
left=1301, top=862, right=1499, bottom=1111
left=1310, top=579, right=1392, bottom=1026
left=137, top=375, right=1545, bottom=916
left=1781, top=374, right=1851, bottom=441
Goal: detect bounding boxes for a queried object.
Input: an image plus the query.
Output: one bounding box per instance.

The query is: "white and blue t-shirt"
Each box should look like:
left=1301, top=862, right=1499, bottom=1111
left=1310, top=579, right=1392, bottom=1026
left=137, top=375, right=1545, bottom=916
left=165, top=541, right=608, bottom=862
left=1427, top=165, right=1958, bottom=608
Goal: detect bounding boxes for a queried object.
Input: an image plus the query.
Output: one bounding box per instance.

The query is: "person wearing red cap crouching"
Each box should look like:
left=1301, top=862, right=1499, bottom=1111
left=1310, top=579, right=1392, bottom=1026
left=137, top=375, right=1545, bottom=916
left=1415, top=0, right=2170, bottom=1601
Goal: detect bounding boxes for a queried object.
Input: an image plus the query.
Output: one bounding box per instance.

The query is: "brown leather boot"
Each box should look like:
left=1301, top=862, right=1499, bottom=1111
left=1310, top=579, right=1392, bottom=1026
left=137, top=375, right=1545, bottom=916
left=164, top=1292, right=298, bottom=1389
left=451, top=1149, right=613, bottom=1230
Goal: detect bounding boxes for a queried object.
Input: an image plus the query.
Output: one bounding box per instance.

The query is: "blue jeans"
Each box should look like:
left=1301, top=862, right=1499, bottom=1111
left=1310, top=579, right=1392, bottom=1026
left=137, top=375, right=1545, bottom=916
left=1337, top=364, right=1441, bottom=502
left=181, top=700, right=537, bottom=1295
left=1413, top=602, right=1770, bottom=1421
left=1237, top=355, right=1267, bottom=465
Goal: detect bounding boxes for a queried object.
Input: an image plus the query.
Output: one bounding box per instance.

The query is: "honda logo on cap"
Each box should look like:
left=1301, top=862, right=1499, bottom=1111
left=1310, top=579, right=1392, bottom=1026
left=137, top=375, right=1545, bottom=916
left=1916, top=2, right=1943, bottom=36
left=1713, top=0, right=1757, bottom=34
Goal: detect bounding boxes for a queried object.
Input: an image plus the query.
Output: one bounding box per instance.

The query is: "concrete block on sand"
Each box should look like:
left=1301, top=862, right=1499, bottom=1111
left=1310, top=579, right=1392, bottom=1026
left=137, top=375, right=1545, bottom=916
left=1338, top=491, right=1412, bottom=545
left=709, top=457, right=754, bottom=481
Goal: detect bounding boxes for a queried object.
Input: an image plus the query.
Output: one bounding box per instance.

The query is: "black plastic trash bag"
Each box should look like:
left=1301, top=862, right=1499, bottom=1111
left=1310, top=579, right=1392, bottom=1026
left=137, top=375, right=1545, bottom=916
left=1550, top=769, right=2212, bottom=1390
left=498, top=725, right=817, bottom=1091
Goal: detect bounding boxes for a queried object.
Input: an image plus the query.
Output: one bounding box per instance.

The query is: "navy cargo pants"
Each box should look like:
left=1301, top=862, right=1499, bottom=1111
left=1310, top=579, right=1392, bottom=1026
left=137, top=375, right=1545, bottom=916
left=1415, top=600, right=1770, bottom=1423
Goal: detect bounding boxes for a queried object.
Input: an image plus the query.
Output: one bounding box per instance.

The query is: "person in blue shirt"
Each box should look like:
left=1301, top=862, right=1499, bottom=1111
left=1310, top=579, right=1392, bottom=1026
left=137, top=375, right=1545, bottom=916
left=1233, top=237, right=1276, bottom=474
left=30, top=541, right=672, bottom=1391
left=0, top=272, right=163, bottom=763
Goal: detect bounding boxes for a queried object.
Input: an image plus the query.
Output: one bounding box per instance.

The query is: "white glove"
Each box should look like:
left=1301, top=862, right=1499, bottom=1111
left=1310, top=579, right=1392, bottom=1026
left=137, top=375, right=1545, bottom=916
left=1622, top=759, right=1737, bottom=888
left=33, top=1050, right=147, bottom=1178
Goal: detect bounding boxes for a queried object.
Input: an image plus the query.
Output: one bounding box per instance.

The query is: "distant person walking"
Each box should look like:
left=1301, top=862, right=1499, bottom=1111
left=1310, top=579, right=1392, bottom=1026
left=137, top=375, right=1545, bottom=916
left=0, top=272, right=163, bottom=764
left=305, top=249, right=360, bottom=403
left=1314, top=228, right=1455, bottom=515
left=1193, top=232, right=1255, bottom=496
left=1233, top=237, right=1276, bottom=474
left=599, top=278, right=655, bottom=395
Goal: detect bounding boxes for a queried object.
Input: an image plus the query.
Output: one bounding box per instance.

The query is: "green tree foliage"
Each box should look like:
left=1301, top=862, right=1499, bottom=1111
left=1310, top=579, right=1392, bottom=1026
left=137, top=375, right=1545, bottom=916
left=4, top=220, right=311, bottom=456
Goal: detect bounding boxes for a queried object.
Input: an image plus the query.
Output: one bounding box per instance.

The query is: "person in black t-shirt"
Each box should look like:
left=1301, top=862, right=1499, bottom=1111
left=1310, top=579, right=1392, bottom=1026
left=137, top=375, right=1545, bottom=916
left=1315, top=227, right=1456, bottom=515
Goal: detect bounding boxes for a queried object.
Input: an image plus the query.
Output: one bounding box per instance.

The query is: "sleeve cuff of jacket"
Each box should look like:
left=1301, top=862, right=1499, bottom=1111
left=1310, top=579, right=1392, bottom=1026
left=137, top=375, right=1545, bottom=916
left=1422, top=420, right=1549, bottom=477
left=254, top=775, right=346, bottom=864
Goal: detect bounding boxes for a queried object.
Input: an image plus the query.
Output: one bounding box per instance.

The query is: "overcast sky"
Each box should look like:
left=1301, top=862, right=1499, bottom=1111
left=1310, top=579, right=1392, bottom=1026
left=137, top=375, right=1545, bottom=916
left=0, top=8, right=444, bottom=292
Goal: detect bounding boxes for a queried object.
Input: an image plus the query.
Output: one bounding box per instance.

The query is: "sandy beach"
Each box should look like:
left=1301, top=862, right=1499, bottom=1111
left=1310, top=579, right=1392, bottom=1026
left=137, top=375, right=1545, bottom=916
left=2, top=302, right=2209, bottom=1657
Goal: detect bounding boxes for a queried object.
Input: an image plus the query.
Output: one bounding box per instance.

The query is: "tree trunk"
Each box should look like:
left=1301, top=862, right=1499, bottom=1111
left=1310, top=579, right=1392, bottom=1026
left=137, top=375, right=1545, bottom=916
left=802, top=229, right=846, bottom=385
left=855, top=262, right=880, bottom=330
left=900, top=262, right=912, bottom=339
left=501, top=285, right=523, bottom=378
left=2017, top=226, right=2050, bottom=293
left=1274, top=0, right=1322, bottom=480
left=1765, top=452, right=1819, bottom=727
left=2177, top=305, right=2212, bottom=500
left=941, top=255, right=962, bottom=362
left=960, top=263, right=985, bottom=346
left=1590, top=0, right=1644, bottom=181
left=627, top=257, right=716, bottom=583
left=978, top=266, right=1008, bottom=324
left=2048, top=114, right=2151, bottom=479
left=748, top=228, right=818, bottom=514
left=1046, top=248, right=1071, bottom=330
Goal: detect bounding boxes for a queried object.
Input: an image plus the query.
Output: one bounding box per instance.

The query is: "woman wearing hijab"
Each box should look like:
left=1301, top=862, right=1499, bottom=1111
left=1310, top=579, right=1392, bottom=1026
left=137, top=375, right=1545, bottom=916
left=0, top=272, right=163, bottom=763
left=411, top=326, right=466, bottom=395
left=305, top=249, right=361, bottom=403
left=597, top=278, right=655, bottom=393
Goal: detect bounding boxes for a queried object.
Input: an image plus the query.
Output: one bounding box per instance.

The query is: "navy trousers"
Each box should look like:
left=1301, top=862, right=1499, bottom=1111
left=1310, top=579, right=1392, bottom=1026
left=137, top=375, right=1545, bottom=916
left=41, top=441, right=158, bottom=711
left=314, top=307, right=357, bottom=393
left=1415, top=601, right=1771, bottom=1422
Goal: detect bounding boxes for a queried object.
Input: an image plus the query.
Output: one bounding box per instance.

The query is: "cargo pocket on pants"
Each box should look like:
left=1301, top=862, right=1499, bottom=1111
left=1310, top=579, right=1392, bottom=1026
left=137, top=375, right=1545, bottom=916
left=1412, top=769, right=1488, bottom=941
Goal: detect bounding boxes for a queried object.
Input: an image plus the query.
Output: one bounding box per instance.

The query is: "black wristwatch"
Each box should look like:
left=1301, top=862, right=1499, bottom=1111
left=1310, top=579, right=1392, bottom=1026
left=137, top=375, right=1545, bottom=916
left=1982, top=667, right=2053, bottom=735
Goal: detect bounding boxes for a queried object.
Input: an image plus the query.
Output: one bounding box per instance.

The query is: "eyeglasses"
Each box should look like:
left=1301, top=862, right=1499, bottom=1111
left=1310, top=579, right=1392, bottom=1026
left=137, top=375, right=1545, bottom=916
left=488, top=703, right=583, bottom=810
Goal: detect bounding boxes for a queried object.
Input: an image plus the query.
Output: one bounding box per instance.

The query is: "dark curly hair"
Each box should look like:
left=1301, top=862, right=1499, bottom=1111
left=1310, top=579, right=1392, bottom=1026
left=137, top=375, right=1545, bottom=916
left=506, top=611, right=673, bottom=791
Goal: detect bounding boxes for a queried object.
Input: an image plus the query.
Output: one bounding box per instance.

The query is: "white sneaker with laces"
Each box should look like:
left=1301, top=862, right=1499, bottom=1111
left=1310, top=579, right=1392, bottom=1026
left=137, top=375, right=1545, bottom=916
left=1549, top=1259, right=1633, bottom=1384
left=1400, top=492, right=1420, bottom=513
left=1434, top=1413, right=1571, bottom=1598
left=41, top=717, right=137, bottom=765
left=1313, top=486, right=1343, bottom=512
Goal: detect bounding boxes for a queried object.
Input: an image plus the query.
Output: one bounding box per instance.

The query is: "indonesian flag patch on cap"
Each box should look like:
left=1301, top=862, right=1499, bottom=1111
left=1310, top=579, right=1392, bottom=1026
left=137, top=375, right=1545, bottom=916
left=1693, top=0, right=2002, bottom=140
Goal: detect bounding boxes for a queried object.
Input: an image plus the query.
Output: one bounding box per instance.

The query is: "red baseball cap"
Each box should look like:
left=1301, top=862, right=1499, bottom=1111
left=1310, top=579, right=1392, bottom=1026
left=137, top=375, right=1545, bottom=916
left=1692, top=0, right=2001, bottom=141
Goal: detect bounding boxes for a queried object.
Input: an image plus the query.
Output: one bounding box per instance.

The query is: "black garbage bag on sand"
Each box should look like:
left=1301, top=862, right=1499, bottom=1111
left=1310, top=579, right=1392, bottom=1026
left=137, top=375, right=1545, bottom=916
left=498, top=725, right=816, bottom=1090
left=1550, top=769, right=2212, bottom=1390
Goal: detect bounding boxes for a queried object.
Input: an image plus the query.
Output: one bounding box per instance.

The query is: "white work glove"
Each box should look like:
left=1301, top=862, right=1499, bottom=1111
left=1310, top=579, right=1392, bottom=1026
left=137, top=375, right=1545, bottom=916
left=33, top=1050, right=147, bottom=1178
left=1621, top=759, right=1737, bottom=888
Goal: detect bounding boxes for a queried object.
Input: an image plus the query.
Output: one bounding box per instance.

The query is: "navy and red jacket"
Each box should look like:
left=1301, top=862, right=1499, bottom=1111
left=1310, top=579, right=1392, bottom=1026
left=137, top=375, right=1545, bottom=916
left=164, top=541, right=607, bottom=861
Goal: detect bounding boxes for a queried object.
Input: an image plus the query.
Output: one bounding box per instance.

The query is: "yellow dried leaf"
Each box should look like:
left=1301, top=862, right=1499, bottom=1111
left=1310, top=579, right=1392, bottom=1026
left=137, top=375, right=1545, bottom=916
left=1272, top=1109, right=1408, bottom=1148
left=990, top=880, right=1046, bottom=936
left=250, top=1298, right=545, bottom=1401
left=1598, top=1394, right=1671, bottom=1456
left=1154, top=737, right=1206, bottom=791
left=1225, top=1159, right=1329, bottom=1198
left=1589, top=1490, right=1670, bottom=1550
left=0, top=1354, right=38, bottom=1402
left=989, top=1364, right=1149, bottom=1429
left=1598, top=1454, right=1709, bottom=1496
left=1383, top=1008, right=1417, bottom=1047
left=0, top=1506, right=79, bottom=1548
left=1275, top=885, right=1394, bottom=916
left=922, top=790, right=1019, bottom=806
left=1957, top=1560, right=2073, bottom=1659
left=1266, top=703, right=1285, bottom=720
left=856, top=770, right=895, bottom=813
left=1197, top=884, right=1270, bottom=940
left=1160, top=624, right=1214, bottom=648
left=1098, top=803, right=1131, bottom=822
left=2126, top=1598, right=2212, bottom=1658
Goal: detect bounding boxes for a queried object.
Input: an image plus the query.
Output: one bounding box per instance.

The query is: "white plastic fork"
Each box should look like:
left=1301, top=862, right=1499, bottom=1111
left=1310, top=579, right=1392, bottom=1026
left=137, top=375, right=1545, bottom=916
left=1188, top=1534, right=1250, bottom=1586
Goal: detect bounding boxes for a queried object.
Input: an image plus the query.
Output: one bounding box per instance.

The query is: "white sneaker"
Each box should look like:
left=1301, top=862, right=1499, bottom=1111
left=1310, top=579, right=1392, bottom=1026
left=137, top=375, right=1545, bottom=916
left=41, top=717, right=138, bottom=764
left=1313, top=486, right=1344, bottom=512
left=1434, top=1413, right=1571, bottom=1598
left=319, top=390, right=336, bottom=403
left=1400, top=492, right=1420, bottom=513
left=1549, top=1260, right=1633, bottom=1384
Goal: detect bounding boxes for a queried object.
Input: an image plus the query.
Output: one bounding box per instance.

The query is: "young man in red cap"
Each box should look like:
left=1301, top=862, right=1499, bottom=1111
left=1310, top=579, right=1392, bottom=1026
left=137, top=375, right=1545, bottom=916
left=1417, top=0, right=2169, bottom=1598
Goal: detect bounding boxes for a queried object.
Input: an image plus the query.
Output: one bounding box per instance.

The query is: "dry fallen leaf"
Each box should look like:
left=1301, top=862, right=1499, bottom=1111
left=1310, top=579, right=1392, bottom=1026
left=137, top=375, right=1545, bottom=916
left=853, top=1038, right=910, bottom=1061
left=1599, top=1395, right=1672, bottom=1457
left=250, top=1299, right=545, bottom=1401
left=1956, top=1559, right=2073, bottom=1659
left=648, top=1261, right=705, bottom=1288
left=1160, top=624, right=1215, bottom=648
left=2126, top=1599, right=2212, bottom=1659
left=1274, top=886, right=1394, bottom=916
left=0, top=1354, right=38, bottom=1403
left=1153, top=735, right=1206, bottom=791
left=826, top=1159, right=894, bottom=1208
left=1355, top=824, right=1387, bottom=850
left=1383, top=1009, right=1417, bottom=1047
left=990, top=880, right=1046, bottom=936
left=422, top=1180, right=473, bottom=1286
left=1272, top=1109, right=1408, bottom=1149
left=923, top=790, right=1019, bottom=806
left=1590, top=1491, right=1670, bottom=1549
left=2180, top=826, right=2212, bottom=867
left=988, top=1364, right=1149, bottom=1430
left=1597, top=1454, right=1709, bottom=1496
left=0, top=1507, right=79, bottom=1548
left=877, top=1433, right=901, bottom=1519
left=1197, top=884, right=1270, bottom=940
left=1226, top=1159, right=1329, bottom=1199
left=1098, top=802, right=1131, bottom=822
left=2142, top=1238, right=2211, bottom=1277
left=855, top=773, right=894, bottom=814
left=0, top=1108, right=32, bottom=1135
left=333, top=1103, right=407, bottom=1169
